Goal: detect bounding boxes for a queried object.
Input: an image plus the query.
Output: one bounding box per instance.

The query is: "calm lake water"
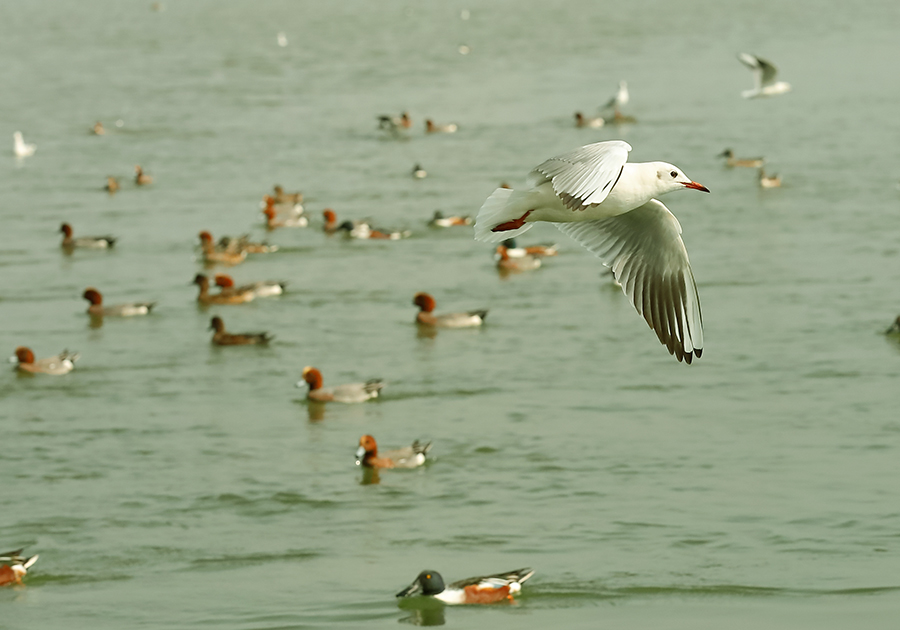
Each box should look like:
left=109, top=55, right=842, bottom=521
left=2, top=1, right=899, bottom=628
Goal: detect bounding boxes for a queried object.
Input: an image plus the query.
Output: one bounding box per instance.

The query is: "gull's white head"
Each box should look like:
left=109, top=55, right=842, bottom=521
left=652, top=162, right=710, bottom=195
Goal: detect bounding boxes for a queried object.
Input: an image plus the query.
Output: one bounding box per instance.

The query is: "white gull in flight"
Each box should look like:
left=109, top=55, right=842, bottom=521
left=737, top=53, right=791, bottom=98
left=474, top=140, right=707, bottom=363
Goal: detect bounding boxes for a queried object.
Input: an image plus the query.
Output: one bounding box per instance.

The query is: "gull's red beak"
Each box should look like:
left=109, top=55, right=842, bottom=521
left=683, top=181, right=710, bottom=193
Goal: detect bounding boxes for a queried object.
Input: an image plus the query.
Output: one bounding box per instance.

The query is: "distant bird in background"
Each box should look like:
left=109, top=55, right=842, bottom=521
left=737, top=53, right=791, bottom=98
left=378, top=111, right=413, bottom=136
left=718, top=149, right=764, bottom=168
left=105, top=177, right=119, bottom=193
left=425, top=119, right=458, bottom=133
left=13, top=132, right=35, bottom=157
left=412, top=164, right=428, bottom=179
left=758, top=168, right=782, bottom=188
left=92, top=121, right=105, bottom=135
left=574, top=112, right=605, bottom=128
left=277, top=32, right=288, bottom=47
left=600, top=80, right=629, bottom=117
left=134, top=165, right=153, bottom=185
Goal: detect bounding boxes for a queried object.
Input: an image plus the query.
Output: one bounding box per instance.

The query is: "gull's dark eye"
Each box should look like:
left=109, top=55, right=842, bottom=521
left=670, top=170, right=678, bottom=178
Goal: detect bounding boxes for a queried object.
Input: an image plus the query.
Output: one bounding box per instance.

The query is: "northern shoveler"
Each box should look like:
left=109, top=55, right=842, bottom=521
left=396, top=568, right=534, bottom=604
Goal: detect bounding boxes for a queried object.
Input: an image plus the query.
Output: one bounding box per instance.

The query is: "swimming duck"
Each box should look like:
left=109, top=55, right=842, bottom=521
left=83, top=288, right=155, bottom=317
left=104, top=177, right=119, bottom=193
left=339, top=221, right=410, bottom=240
left=425, top=119, right=458, bottom=133
left=198, top=231, right=247, bottom=265
left=495, top=244, right=541, bottom=272
left=412, top=164, right=428, bottom=179
left=574, top=112, right=605, bottom=128
left=272, top=185, right=302, bottom=204
left=60, top=223, right=117, bottom=249
left=501, top=238, right=558, bottom=258
left=428, top=211, right=471, bottom=227
left=194, top=274, right=255, bottom=305
left=323, top=209, right=341, bottom=234
left=214, top=274, right=285, bottom=298
left=413, top=292, right=487, bottom=328
left=396, top=568, right=535, bottom=604
left=11, top=347, right=79, bottom=375
left=0, top=549, right=39, bottom=586
left=758, top=167, right=782, bottom=188
left=356, top=435, right=432, bottom=469
left=13, top=132, right=35, bottom=157
left=216, top=234, right=278, bottom=255
left=209, top=316, right=271, bottom=345
left=262, top=203, right=308, bottom=229
left=378, top=111, right=413, bottom=134
left=297, top=366, right=384, bottom=403
left=92, top=121, right=105, bottom=135
left=718, top=149, right=764, bottom=168
left=134, top=165, right=153, bottom=185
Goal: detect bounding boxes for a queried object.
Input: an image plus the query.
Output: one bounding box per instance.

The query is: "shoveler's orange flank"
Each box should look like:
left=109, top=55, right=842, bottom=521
left=396, top=568, right=534, bottom=604
left=427, top=211, right=471, bottom=228
left=413, top=292, right=487, bottom=328
left=501, top=238, right=558, bottom=258
left=356, top=435, right=431, bottom=469
left=60, top=223, right=116, bottom=249
left=11, top=347, right=79, bottom=375
left=208, top=316, right=272, bottom=345
left=0, top=549, right=39, bottom=586
left=83, top=288, right=155, bottom=317
left=338, top=221, right=410, bottom=240
left=297, top=367, right=383, bottom=403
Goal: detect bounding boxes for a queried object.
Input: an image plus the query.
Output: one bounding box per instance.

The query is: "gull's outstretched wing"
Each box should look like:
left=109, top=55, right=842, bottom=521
left=737, top=52, right=764, bottom=90
left=554, top=199, right=703, bottom=363
left=528, top=140, right=631, bottom=210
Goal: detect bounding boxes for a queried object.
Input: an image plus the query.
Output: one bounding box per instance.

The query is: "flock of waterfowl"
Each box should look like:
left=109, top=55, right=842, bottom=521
left=7, top=44, right=898, bottom=607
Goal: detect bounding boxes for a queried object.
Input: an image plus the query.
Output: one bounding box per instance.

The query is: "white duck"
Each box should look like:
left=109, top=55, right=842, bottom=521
left=474, top=140, right=708, bottom=363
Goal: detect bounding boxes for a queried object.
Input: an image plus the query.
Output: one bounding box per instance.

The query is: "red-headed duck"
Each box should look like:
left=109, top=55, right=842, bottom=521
left=718, top=149, right=764, bottom=168
left=574, top=112, right=605, bottom=128
left=356, top=435, right=431, bottom=469
left=262, top=201, right=308, bottom=229
left=194, top=274, right=254, bottom=305
left=495, top=244, right=541, bottom=272
left=413, top=292, right=487, bottom=328
left=501, top=238, right=558, bottom=258
left=214, top=274, right=285, bottom=298
left=198, top=231, right=247, bottom=266
left=83, top=288, right=155, bottom=317
left=396, top=568, right=534, bottom=604
left=297, top=366, right=383, bottom=403
left=209, top=316, right=272, bottom=345
left=425, top=119, right=458, bottom=133
left=428, top=211, right=471, bottom=227
left=60, top=223, right=116, bottom=249
left=11, top=347, right=79, bottom=375
left=0, top=549, right=38, bottom=586
left=323, top=209, right=340, bottom=234
left=272, top=185, right=303, bottom=205
left=134, top=165, right=153, bottom=185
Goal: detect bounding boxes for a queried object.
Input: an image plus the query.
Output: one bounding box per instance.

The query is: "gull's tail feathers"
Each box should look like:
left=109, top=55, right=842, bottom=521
left=473, top=188, right=536, bottom=243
